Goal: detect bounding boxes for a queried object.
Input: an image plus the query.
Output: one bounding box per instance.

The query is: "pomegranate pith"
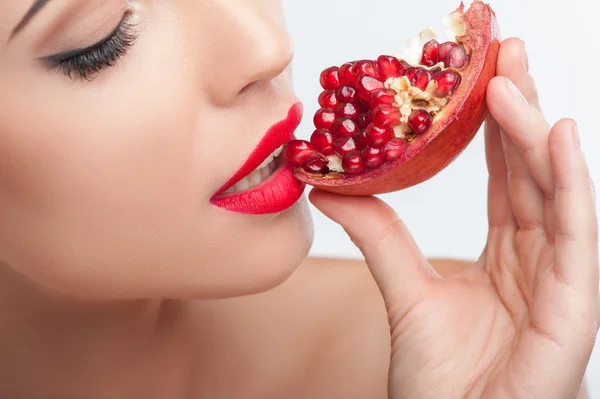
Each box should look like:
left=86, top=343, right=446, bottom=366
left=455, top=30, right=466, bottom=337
left=290, top=0, right=500, bottom=195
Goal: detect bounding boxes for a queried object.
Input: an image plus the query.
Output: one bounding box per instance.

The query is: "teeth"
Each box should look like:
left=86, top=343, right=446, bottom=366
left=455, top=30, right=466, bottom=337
left=257, top=153, right=274, bottom=170
left=221, top=144, right=285, bottom=195
left=234, top=178, right=250, bottom=192
left=274, top=145, right=283, bottom=158
left=248, top=170, right=262, bottom=186
left=260, top=167, right=271, bottom=181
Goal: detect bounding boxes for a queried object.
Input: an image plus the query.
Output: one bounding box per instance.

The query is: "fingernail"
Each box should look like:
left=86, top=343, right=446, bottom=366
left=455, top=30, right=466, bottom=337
left=506, top=79, right=528, bottom=104
left=521, top=41, right=529, bottom=72
left=571, top=121, right=580, bottom=148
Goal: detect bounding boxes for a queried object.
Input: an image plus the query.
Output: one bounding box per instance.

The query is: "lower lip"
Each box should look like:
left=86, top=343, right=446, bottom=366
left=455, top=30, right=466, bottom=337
left=210, top=157, right=306, bottom=215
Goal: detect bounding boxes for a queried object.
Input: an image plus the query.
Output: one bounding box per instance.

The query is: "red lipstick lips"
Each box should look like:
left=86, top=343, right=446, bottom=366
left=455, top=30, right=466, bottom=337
left=210, top=103, right=306, bottom=215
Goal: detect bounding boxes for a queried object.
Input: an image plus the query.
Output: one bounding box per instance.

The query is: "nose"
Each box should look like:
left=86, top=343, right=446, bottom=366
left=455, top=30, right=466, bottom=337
left=203, top=2, right=295, bottom=106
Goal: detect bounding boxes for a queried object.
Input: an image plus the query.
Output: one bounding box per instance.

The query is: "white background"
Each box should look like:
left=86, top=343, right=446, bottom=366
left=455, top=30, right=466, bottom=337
left=282, top=0, right=600, bottom=396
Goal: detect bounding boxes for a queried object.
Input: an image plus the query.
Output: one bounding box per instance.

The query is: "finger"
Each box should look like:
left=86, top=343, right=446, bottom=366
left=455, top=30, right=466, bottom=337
left=488, top=77, right=546, bottom=230
left=497, top=38, right=542, bottom=112
left=494, top=38, right=554, bottom=198
left=484, top=115, right=516, bottom=229
left=309, top=189, right=437, bottom=307
left=550, top=119, right=599, bottom=294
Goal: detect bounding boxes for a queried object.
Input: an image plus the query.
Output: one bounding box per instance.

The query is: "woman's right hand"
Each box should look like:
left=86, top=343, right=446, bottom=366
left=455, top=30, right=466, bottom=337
left=311, top=38, right=599, bottom=399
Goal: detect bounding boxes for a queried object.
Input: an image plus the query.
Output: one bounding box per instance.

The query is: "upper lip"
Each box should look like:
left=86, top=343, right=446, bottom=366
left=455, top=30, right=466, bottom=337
left=212, top=102, right=303, bottom=197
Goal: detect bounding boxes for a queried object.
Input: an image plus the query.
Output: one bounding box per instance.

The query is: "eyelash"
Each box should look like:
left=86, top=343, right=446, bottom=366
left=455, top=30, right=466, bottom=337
left=41, top=15, right=138, bottom=81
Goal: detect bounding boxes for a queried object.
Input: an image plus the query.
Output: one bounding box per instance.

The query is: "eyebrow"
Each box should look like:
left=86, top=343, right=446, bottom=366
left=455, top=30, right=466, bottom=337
left=10, top=0, right=53, bottom=39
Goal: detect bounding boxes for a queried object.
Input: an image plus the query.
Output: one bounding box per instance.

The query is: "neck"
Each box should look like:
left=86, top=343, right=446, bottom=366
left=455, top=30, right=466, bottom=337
left=0, top=264, right=192, bottom=398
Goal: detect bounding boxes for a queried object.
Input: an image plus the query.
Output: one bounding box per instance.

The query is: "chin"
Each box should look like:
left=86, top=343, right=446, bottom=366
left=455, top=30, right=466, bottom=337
left=178, top=197, right=316, bottom=300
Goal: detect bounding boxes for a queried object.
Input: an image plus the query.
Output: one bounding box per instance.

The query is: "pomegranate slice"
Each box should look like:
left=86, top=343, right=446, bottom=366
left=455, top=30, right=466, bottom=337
left=288, top=0, right=500, bottom=195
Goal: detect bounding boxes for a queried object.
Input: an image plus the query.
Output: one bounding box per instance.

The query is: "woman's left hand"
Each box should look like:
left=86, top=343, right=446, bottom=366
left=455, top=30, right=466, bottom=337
left=310, top=38, right=599, bottom=399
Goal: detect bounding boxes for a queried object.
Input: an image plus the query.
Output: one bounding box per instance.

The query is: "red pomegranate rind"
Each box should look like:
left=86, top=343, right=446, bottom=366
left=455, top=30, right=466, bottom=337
left=294, top=0, right=500, bottom=195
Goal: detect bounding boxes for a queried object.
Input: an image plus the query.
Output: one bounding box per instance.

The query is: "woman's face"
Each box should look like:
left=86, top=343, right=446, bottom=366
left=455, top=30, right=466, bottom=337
left=0, top=0, right=313, bottom=299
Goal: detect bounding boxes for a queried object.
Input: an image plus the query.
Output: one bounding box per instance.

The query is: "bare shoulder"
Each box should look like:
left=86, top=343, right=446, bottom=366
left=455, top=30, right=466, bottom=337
left=210, top=257, right=475, bottom=398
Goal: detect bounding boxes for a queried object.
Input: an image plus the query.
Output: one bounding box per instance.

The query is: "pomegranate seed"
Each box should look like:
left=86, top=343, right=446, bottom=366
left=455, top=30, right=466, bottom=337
left=333, top=137, right=358, bottom=157
left=362, top=146, right=385, bottom=169
left=338, top=62, right=357, bottom=86
left=342, top=151, right=366, bottom=175
left=320, top=66, right=340, bottom=90
left=404, top=67, right=416, bottom=82
left=383, top=138, right=408, bottom=161
left=336, top=86, right=357, bottom=103
left=408, top=110, right=432, bottom=135
left=445, top=45, right=468, bottom=69
left=354, top=130, right=368, bottom=148
left=351, top=60, right=380, bottom=79
left=310, top=129, right=335, bottom=156
left=372, top=105, right=401, bottom=129
left=358, top=99, right=371, bottom=112
left=438, top=42, right=457, bottom=62
left=286, top=140, right=317, bottom=167
left=356, top=76, right=384, bottom=101
left=377, top=55, right=405, bottom=80
left=314, top=108, right=337, bottom=130
left=335, top=103, right=360, bottom=120
left=318, top=90, right=338, bottom=109
left=357, top=111, right=372, bottom=129
left=364, top=123, right=394, bottom=148
left=429, top=66, right=442, bottom=78
left=434, top=70, right=461, bottom=97
left=420, top=40, right=440, bottom=67
left=411, top=68, right=432, bottom=91
left=302, top=157, right=329, bottom=174
left=369, top=88, right=397, bottom=108
left=331, top=118, right=358, bottom=138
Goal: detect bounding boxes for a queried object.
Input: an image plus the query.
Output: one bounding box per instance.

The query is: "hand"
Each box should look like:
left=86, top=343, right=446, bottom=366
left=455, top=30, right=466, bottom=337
left=310, top=38, right=599, bottom=399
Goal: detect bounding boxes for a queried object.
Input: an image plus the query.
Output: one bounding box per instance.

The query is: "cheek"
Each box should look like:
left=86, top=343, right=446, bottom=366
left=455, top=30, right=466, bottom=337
left=0, top=40, right=209, bottom=297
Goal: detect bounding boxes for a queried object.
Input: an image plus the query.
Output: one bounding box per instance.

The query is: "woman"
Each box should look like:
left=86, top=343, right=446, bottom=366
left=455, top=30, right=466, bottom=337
left=0, top=0, right=597, bottom=398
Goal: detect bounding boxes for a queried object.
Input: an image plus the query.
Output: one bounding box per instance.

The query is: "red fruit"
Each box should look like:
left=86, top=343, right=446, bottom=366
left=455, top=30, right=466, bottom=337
left=357, top=112, right=372, bottom=129
left=408, top=110, right=432, bottom=135
left=333, top=137, right=358, bottom=157
left=291, top=0, right=500, bottom=195
left=411, top=68, right=432, bottom=90
left=313, top=108, right=337, bottom=130
left=445, top=44, right=469, bottom=69
left=342, top=151, right=366, bottom=175
left=370, top=89, right=397, bottom=108
left=372, top=105, right=401, bottom=129
left=310, top=129, right=335, bottom=156
left=383, top=138, right=408, bottom=161
left=421, top=40, right=440, bottom=67
left=438, top=42, right=457, bottom=63
left=354, top=130, right=368, bottom=148
left=335, top=102, right=360, bottom=119
left=365, top=124, right=394, bottom=148
left=318, top=90, right=338, bottom=109
left=351, top=60, right=380, bottom=79
left=302, top=158, right=329, bottom=174
left=320, top=66, right=340, bottom=90
left=434, top=70, right=461, bottom=97
left=377, top=55, right=405, bottom=80
left=356, top=75, right=385, bottom=100
left=336, top=86, right=358, bottom=103
left=338, top=62, right=357, bottom=86
left=331, top=118, right=358, bottom=138
left=404, top=67, right=417, bottom=82
left=286, top=140, right=317, bottom=167
left=362, top=146, right=385, bottom=169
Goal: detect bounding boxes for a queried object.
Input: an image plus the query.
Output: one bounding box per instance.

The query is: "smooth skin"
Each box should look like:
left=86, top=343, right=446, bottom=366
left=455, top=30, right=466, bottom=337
left=0, top=0, right=597, bottom=397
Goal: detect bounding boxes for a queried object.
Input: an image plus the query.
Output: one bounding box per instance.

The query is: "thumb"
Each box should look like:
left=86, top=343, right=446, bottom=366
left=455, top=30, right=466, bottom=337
left=309, top=189, right=438, bottom=306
